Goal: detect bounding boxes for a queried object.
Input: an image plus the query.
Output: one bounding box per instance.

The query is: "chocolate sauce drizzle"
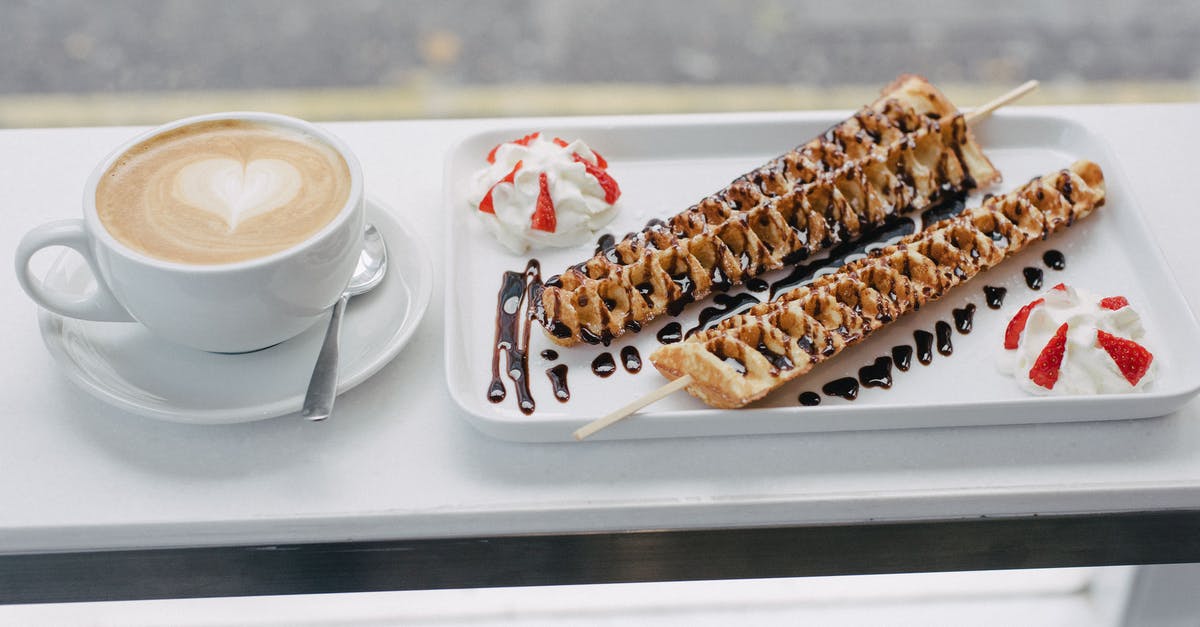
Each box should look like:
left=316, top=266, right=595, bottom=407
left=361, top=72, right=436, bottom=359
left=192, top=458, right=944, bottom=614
left=798, top=391, right=821, bottom=406
left=591, top=352, right=617, bottom=377
left=952, top=304, right=976, bottom=334
left=1023, top=267, right=1044, bottom=290
left=657, top=322, right=683, bottom=344
left=858, top=356, right=894, bottom=389
left=620, top=346, right=642, bottom=373
left=913, top=330, right=935, bottom=365
left=546, top=364, right=570, bottom=401
left=487, top=260, right=541, bottom=414
left=983, top=286, right=1007, bottom=309
left=891, top=345, right=913, bottom=372
left=822, top=377, right=860, bottom=400
left=768, top=192, right=966, bottom=299
left=1043, top=249, right=1066, bottom=270
left=540, top=349, right=558, bottom=361
left=935, top=320, right=954, bottom=355
left=685, top=293, right=762, bottom=338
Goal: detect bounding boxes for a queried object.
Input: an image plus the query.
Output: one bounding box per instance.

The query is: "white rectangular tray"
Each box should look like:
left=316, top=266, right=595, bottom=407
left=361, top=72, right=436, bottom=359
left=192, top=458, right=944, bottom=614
left=443, top=112, right=1200, bottom=442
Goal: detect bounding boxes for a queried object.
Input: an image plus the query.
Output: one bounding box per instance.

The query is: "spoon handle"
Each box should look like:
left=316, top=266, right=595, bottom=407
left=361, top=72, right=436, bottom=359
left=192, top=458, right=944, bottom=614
left=302, top=294, right=350, bottom=421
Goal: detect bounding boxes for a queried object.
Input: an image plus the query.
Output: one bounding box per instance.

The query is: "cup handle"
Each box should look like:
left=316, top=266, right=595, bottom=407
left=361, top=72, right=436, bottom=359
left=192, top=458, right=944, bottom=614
left=14, top=219, right=134, bottom=322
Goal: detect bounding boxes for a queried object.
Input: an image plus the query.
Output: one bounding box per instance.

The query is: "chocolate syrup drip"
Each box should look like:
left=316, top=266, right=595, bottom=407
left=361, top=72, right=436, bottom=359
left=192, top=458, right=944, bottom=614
left=1023, top=267, right=1044, bottom=290
left=579, top=327, right=614, bottom=347
left=591, top=353, right=617, bottom=378
left=983, top=286, right=1007, bottom=309
left=952, top=303, right=976, bottom=334
left=746, top=278, right=769, bottom=292
left=546, top=364, right=570, bottom=401
left=594, top=233, right=616, bottom=256
left=487, top=260, right=541, bottom=414
left=685, top=292, right=761, bottom=338
left=798, top=391, right=822, bottom=406
left=540, top=349, right=559, bottom=361
left=858, top=356, right=894, bottom=389
left=620, top=346, right=642, bottom=373
left=755, top=342, right=794, bottom=371
left=710, top=265, right=732, bottom=292
left=1043, top=249, right=1066, bottom=270
left=657, top=322, right=684, bottom=344
left=935, top=320, right=954, bottom=355
left=768, top=192, right=966, bottom=299
left=823, top=377, right=860, bottom=400
left=666, top=273, right=696, bottom=316
left=891, top=345, right=913, bottom=371
left=914, top=330, right=935, bottom=365
left=624, top=320, right=642, bottom=333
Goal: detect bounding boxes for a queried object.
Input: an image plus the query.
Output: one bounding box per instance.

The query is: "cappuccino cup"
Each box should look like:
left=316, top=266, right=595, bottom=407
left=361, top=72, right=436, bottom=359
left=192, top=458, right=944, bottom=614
left=15, top=112, right=365, bottom=353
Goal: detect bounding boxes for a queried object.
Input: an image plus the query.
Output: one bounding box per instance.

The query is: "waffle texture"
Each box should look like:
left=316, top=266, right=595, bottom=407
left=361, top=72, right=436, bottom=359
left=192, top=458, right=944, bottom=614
left=650, top=160, right=1106, bottom=408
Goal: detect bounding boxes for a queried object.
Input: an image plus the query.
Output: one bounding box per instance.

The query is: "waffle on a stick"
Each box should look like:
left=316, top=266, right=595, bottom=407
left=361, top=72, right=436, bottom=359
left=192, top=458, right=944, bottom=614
left=534, top=75, right=1000, bottom=347
left=649, top=160, right=1106, bottom=409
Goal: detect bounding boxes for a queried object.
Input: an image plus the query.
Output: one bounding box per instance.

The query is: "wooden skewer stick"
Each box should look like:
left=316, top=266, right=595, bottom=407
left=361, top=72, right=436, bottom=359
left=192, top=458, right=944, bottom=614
left=573, top=80, right=1039, bottom=441
left=964, top=79, right=1038, bottom=125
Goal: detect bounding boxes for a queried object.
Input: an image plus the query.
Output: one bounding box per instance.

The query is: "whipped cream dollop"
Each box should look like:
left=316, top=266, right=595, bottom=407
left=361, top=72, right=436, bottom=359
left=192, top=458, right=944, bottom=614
left=469, top=132, right=620, bottom=254
left=999, top=284, right=1156, bottom=395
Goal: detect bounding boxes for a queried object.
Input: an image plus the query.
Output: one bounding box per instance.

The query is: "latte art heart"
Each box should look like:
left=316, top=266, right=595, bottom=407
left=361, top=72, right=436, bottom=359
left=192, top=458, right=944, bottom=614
left=175, top=157, right=304, bottom=230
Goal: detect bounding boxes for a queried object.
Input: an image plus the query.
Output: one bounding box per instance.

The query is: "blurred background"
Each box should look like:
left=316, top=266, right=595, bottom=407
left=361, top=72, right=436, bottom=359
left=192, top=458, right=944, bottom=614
left=1, top=0, right=1197, bottom=127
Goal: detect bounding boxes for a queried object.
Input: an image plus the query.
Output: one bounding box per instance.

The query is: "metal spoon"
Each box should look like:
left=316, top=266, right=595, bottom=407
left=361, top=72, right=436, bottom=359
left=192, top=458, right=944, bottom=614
left=301, top=223, right=388, bottom=421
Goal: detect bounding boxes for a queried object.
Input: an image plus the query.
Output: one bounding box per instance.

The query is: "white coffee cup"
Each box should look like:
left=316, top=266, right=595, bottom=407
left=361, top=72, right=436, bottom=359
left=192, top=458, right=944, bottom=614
left=14, top=112, right=365, bottom=353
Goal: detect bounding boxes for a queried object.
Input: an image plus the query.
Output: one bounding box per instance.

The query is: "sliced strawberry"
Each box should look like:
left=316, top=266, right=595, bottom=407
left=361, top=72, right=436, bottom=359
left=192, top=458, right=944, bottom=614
left=591, top=149, right=608, bottom=169
left=572, top=153, right=621, bottom=204
left=1004, top=298, right=1044, bottom=349
left=552, top=137, right=569, bottom=148
left=530, top=172, right=557, bottom=232
left=478, top=160, right=522, bottom=214
left=1096, top=330, right=1153, bottom=385
left=1052, top=283, right=1067, bottom=291
left=1029, top=322, right=1069, bottom=389
left=487, top=132, right=541, bottom=163
left=1100, top=296, right=1129, bottom=310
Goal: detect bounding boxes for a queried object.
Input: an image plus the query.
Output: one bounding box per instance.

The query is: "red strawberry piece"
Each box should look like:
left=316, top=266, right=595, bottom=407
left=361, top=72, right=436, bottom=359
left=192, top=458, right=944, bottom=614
left=1052, top=283, right=1067, bottom=291
left=1096, top=330, right=1153, bottom=385
left=479, top=160, right=522, bottom=214
left=552, top=137, right=569, bottom=148
left=1100, top=296, right=1129, bottom=310
left=530, top=172, right=557, bottom=232
left=1028, top=322, right=1069, bottom=389
left=572, top=153, right=621, bottom=204
left=1004, top=297, right=1044, bottom=349
left=487, top=132, right=541, bottom=163
left=591, top=149, right=608, bottom=169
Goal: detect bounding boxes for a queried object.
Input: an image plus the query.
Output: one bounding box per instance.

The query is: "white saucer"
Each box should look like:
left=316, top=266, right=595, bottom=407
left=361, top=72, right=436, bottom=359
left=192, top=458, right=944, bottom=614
left=37, top=199, right=432, bottom=424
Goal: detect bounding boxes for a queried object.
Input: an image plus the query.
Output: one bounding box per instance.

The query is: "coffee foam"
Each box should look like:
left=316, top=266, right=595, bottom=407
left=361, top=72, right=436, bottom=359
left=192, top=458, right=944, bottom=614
left=96, top=119, right=351, bottom=265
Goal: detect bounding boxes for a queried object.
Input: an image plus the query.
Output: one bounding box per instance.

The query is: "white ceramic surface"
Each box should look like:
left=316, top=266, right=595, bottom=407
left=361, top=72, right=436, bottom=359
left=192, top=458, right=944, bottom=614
left=36, top=199, right=431, bottom=423
left=3, top=108, right=1200, bottom=555
left=444, top=113, right=1200, bottom=441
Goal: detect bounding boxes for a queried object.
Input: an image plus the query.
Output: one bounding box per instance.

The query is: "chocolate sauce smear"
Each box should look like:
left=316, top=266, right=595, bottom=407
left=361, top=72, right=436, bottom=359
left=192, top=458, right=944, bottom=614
left=1043, top=249, right=1066, bottom=270
left=657, top=322, right=684, bottom=344
left=620, top=346, right=642, bottom=373
left=746, top=278, right=769, bottom=292
left=858, top=356, right=894, bottom=389
left=798, top=391, right=821, bottom=406
left=594, top=233, right=616, bottom=256
left=952, top=304, right=976, bottom=334
left=914, top=330, right=935, bottom=365
left=685, top=292, right=761, bottom=338
left=540, top=349, right=559, bottom=361
left=935, top=321, right=954, bottom=355
left=546, top=364, right=570, bottom=401
left=891, top=345, right=913, bottom=371
left=487, top=260, right=541, bottom=414
left=983, top=286, right=1007, bottom=309
left=1023, top=267, right=1044, bottom=290
left=769, top=192, right=966, bottom=299
left=823, top=377, right=860, bottom=400
left=591, top=352, right=617, bottom=377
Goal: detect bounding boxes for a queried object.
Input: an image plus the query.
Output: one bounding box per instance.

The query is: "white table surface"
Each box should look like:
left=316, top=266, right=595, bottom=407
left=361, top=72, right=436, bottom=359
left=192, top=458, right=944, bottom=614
left=2, top=104, right=1198, bottom=554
